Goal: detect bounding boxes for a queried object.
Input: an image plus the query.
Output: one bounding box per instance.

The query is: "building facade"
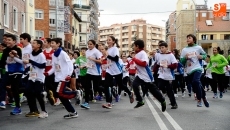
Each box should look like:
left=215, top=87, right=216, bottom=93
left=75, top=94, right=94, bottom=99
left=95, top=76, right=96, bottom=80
left=165, top=11, right=176, bottom=51
left=98, top=19, right=165, bottom=55
left=175, top=0, right=230, bottom=55
left=1, top=0, right=26, bottom=40
left=26, top=0, right=35, bottom=39
left=73, top=0, right=99, bottom=48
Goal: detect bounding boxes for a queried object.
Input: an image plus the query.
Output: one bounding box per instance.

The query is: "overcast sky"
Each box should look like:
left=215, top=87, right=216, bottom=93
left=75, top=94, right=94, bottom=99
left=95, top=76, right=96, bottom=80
left=98, top=0, right=230, bottom=27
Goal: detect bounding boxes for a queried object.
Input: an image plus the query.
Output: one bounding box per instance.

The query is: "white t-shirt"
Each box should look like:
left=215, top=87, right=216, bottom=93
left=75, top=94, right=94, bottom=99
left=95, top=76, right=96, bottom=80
left=85, top=47, right=102, bottom=76
left=22, top=44, right=33, bottom=68
left=48, top=50, right=73, bottom=82
left=28, top=52, right=46, bottom=83
left=181, top=45, right=206, bottom=74
left=135, top=50, right=153, bottom=82
left=106, top=46, right=122, bottom=75
left=157, top=53, right=178, bottom=80
left=122, top=60, right=129, bottom=78
left=205, top=64, right=212, bottom=79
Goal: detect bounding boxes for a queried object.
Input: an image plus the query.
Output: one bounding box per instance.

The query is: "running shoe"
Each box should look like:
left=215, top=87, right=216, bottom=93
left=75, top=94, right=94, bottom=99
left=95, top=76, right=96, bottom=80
left=197, top=100, right=202, bottom=107
left=38, top=111, right=48, bottom=118
left=161, top=101, right=166, bottom=112
left=102, top=103, right=112, bottom=109
left=129, top=92, right=134, bottom=103
left=171, top=104, right=178, bottom=109
left=64, top=112, right=78, bottom=119
left=0, top=102, right=6, bottom=109
left=10, top=107, right=22, bottom=115
left=48, top=90, right=55, bottom=105
left=25, top=112, right=39, bottom=117
left=80, top=102, right=90, bottom=109
left=134, top=101, right=144, bottom=108
left=202, top=97, right=209, bottom=108
left=213, top=93, right=218, bottom=99
left=219, top=92, right=223, bottom=98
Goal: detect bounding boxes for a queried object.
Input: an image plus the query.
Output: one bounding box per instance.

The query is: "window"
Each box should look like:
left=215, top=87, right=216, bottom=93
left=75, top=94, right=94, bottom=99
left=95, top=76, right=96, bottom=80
left=77, top=12, right=82, bottom=19
left=223, top=12, right=230, bottom=20
left=35, top=10, right=44, bottom=19
left=196, top=13, right=198, bottom=17
left=201, top=34, right=208, bottom=40
left=3, top=1, right=9, bottom=27
left=29, top=0, right=34, bottom=6
left=209, top=12, right=213, bottom=18
left=21, top=13, right=25, bottom=33
left=30, top=18, right=33, bottom=36
left=35, top=31, right=44, bottom=39
left=49, top=19, right=55, bottom=26
left=49, top=31, right=56, bottom=38
left=202, top=13, right=206, bottom=17
left=210, top=35, right=213, bottom=40
left=79, top=24, right=82, bottom=32
left=173, top=37, right=176, bottom=42
left=13, top=7, right=18, bottom=31
left=80, top=36, right=82, bottom=42
left=224, top=34, right=230, bottom=40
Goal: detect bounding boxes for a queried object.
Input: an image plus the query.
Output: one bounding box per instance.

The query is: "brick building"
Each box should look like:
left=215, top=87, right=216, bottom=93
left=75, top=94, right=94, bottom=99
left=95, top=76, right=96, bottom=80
left=165, top=11, right=176, bottom=51
left=98, top=19, right=165, bottom=55
left=1, top=0, right=26, bottom=40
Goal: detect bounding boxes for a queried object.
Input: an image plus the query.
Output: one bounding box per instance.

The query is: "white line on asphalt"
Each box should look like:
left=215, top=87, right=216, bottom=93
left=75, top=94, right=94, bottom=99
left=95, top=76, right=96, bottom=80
left=150, top=98, right=183, bottom=130
left=145, top=97, right=169, bottom=130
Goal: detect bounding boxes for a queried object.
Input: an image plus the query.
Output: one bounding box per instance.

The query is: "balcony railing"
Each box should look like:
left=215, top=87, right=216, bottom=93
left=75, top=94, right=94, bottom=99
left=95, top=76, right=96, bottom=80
left=73, top=4, right=91, bottom=10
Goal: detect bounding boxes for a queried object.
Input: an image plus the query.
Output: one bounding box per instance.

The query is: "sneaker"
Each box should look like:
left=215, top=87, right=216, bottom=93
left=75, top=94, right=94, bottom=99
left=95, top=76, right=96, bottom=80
left=124, top=92, right=127, bottom=96
left=161, top=101, right=166, bottom=112
left=0, top=102, right=6, bottom=109
left=202, top=97, right=209, bottom=108
left=174, top=94, right=178, bottom=98
left=197, top=100, right=202, bottom=107
left=92, top=99, right=96, bottom=103
left=95, top=95, right=103, bottom=101
left=64, top=112, right=78, bottom=119
left=10, top=107, right=22, bottom=115
left=182, top=93, right=185, bottom=98
left=48, top=90, right=55, bottom=105
left=80, top=102, right=90, bottom=109
left=38, top=111, right=48, bottom=118
left=129, top=92, right=134, bottom=103
left=134, top=101, right=144, bottom=108
left=25, top=112, right=39, bottom=117
left=171, top=104, right=178, bottom=109
left=54, top=99, right=61, bottom=106
left=102, top=103, right=112, bottom=109
left=188, top=93, right=191, bottom=97
left=20, top=96, right=27, bottom=103
left=219, top=92, right=223, bottom=98
left=213, top=93, right=218, bottom=99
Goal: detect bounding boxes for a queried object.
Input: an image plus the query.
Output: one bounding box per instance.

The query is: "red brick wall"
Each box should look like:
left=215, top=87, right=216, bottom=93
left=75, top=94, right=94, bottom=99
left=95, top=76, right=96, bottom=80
left=35, top=0, right=49, bottom=38
left=1, top=0, right=26, bottom=37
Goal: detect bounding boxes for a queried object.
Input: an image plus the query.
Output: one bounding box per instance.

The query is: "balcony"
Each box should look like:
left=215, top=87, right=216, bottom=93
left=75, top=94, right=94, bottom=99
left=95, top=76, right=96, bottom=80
left=121, top=41, right=129, bottom=45
left=49, top=0, right=64, bottom=7
left=122, top=48, right=129, bottom=51
left=79, top=28, right=88, bottom=34
left=122, top=35, right=129, bottom=39
left=100, top=37, right=107, bottom=41
left=79, top=40, right=86, bottom=46
left=73, top=4, right=91, bottom=10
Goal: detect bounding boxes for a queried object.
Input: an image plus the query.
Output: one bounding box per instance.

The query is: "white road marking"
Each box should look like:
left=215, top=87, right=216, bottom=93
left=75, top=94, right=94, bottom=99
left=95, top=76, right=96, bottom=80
left=150, top=98, right=183, bottom=130
left=145, top=97, right=168, bottom=130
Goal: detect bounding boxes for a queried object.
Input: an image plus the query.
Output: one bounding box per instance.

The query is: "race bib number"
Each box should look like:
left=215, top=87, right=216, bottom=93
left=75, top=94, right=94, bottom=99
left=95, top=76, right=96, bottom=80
left=187, top=52, right=196, bottom=58
left=6, top=57, right=16, bottom=64
left=86, top=62, right=93, bottom=68
left=23, top=53, right=30, bottom=60
left=212, top=62, right=217, bottom=68
left=29, top=72, right=37, bottom=79
left=46, top=59, right=52, bottom=66
left=55, top=64, right=61, bottom=72
left=130, top=64, right=135, bottom=69
left=101, top=64, right=107, bottom=70
left=160, top=60, right=167, bottom=67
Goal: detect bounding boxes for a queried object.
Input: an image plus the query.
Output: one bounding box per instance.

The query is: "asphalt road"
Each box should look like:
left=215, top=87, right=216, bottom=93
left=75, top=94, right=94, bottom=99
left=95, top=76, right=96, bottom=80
left=0, top=90, right=230, bottom=130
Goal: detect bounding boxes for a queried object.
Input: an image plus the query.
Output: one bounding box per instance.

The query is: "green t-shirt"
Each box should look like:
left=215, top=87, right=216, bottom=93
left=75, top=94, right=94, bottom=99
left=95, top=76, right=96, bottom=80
left=0, top=53, right=6, bottom=74
left=227, top=55, right=230, bottom=64
left=207, top=54, right=228, bottom=74
left=76, top=56, right=87, bottom=76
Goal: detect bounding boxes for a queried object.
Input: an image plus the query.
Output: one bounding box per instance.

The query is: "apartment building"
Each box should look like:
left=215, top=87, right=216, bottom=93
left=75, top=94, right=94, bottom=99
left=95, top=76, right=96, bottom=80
left=1, top=0, right=26, bottom=40
left=98, top=19, right=165, bottom=55
left=35, top=0, right=82, bottom=50
left=165, top=11, right=176, bottom=51
left=73, top=0, right=99, bottom=48
left=26, top=0, right=35, bottom=39
left=175, top=0, right=230, bottom=55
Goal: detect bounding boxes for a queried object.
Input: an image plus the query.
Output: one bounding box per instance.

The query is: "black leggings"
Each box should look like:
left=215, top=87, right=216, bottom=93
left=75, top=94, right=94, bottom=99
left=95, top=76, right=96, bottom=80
left=211, top=73, right=225, bottom=93
left=172, top=74, right=185, bottom=94
left=105, top=73, right=131, bottom=103
left=26, top=80, right=46, bottom=112
left=9, top=74, right=22, bottom=108
left=44, top=74, right=55, bottom=97
left=84, top=74, right=100, bottom=103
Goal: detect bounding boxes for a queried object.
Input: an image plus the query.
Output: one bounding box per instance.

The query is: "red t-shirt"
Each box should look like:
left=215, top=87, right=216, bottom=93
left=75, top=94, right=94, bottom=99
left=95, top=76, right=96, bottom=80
left=101, top=56, right=107, bottom=80
left=128, top=59, right=137, bottom=75
left=43, top=49, right=54, bottom=72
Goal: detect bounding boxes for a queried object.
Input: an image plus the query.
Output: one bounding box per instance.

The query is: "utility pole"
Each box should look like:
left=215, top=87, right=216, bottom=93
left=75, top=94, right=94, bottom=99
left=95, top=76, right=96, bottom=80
left=55, top=0, right=58, bottom=37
